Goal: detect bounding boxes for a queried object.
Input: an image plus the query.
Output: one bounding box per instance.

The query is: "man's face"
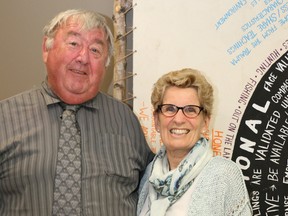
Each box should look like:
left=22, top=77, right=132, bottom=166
left=42, top=19, right=109, bottom=104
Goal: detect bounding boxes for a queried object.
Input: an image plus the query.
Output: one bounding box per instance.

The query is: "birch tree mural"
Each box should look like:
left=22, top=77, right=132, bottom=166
left=113, top=0, right=133, bottom=102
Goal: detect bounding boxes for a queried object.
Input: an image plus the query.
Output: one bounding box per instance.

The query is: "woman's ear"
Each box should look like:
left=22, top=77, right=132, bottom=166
left=202, top=116, right=211, bottom=135
left=153, top=111, right=160, bottom=132
left=204, top=116, right=210, bottom=129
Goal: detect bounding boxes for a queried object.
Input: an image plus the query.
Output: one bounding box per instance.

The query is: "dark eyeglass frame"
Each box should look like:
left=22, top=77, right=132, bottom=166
left=157, top=104, right=204, bottom=118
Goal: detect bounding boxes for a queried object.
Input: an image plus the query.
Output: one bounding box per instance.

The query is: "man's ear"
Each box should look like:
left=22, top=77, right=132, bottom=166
left=42, top=37, right=49, bottom=63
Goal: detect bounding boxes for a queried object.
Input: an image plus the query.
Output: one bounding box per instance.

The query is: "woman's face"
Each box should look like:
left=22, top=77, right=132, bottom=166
left=154, top=86, right=210, bottom=154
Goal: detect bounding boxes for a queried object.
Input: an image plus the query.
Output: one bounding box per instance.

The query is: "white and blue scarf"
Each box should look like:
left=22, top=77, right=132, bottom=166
left=148, top=137, right=213, bottom=216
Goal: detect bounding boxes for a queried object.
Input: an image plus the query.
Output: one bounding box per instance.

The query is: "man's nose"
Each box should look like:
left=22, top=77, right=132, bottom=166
left=76, top=47, right=89, bottom=64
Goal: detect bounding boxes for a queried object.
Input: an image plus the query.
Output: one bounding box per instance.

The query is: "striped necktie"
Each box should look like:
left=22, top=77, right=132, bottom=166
left=52, top=104, right=82, bottom=215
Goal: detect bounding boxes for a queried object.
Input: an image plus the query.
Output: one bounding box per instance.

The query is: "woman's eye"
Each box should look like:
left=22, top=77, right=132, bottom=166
left=186, top=107, right=196, bottom=113
left=166, top=106, right=176, bottom=112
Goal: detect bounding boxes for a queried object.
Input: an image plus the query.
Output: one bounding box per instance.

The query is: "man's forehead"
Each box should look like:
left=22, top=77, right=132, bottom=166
left=60, top=24, right=106, bottom=38
left=59, top=17, right=104, bottom=34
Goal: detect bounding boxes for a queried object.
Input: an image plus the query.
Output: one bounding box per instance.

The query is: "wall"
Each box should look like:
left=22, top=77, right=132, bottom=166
left=133, top=0, right=288, bottom=215
left=0, top=0, right=114, bottom=100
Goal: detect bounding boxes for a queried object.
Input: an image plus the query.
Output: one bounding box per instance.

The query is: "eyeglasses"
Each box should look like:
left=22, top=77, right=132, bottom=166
left=157, top=104, right=204, bottom=118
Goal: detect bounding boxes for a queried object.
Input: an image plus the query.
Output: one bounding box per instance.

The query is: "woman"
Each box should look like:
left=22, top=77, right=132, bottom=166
left=137, top=68, right=252, bottom=215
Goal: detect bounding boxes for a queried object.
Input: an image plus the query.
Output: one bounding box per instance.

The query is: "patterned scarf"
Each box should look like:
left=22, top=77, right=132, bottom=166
left=148, top=137, right=213, bottom=216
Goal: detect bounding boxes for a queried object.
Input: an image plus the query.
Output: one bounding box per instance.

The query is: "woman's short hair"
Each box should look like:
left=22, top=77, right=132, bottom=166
left=43, top=9, right=114, bottom=67
left=151, top=68, right=214, bottom=118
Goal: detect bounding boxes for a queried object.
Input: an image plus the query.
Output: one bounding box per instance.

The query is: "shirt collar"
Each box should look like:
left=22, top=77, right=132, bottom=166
left=40, top=79, right=100, bottom=110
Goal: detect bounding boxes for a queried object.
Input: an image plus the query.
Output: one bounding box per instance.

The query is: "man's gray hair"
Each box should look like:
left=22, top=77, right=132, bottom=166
left=43, top=9, right=114, bottom=66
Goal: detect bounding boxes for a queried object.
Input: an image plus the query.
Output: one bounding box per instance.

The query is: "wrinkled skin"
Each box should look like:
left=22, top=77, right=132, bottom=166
left=154, top=86, right=210, bottom=169
left=42, top=19, right=109, bottom=104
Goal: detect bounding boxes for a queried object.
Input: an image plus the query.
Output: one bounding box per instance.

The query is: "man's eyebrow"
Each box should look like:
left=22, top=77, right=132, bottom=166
left=93, top=38, right=105, bottom=46
left=67, top=31, right=81, bottom=37
left=66, top=30, right=106, bottom=46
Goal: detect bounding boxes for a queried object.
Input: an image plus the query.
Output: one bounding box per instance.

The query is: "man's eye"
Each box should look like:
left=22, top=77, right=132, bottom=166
left=90, top=46, right=103, bottom=54
left=91, top=48, right=99, bottom=53
left=90, top=47, right=103, bottom=57
left=69, top=41, right=78, bottom=46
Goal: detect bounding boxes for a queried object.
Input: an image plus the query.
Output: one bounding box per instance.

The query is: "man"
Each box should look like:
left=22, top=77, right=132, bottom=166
left=0, top=9, right=152, bottom=216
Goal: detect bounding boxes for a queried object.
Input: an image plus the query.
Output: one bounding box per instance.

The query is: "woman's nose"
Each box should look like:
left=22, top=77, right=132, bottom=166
left=173, top=109, right=187, bottom=122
